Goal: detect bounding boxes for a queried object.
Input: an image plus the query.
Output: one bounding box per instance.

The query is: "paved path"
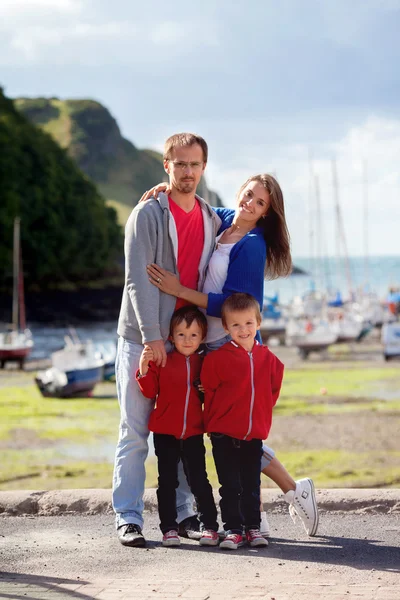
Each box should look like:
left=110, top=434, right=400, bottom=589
left=1, top=513, right=399, bottom=599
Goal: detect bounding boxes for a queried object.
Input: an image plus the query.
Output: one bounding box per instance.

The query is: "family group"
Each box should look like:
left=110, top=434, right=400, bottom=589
left=112, top=132, right=319, bottom=550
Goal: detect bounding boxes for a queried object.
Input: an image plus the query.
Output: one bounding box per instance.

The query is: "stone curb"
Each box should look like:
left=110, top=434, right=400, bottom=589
left=0, top=488, right=399, bottom=517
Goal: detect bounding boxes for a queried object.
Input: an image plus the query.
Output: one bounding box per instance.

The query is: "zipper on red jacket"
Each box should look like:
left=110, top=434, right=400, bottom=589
left=180, top=356, right=191, bottom=439
left=243, top=351, right=255, bottom=440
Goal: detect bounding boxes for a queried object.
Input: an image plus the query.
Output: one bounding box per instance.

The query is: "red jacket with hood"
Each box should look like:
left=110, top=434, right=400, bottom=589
left=136, top=350, right=203, bottom=440
left=201, top=340, right=284, bottom=441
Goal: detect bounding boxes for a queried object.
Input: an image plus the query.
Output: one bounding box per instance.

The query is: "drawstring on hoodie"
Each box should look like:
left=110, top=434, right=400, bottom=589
left=180, top=356, right=191, bottom=439
left=243, top=351, right=255, bottom=440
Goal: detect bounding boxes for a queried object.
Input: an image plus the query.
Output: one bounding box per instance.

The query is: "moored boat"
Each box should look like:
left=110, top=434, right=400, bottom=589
left=35, top=338, right=104, bottom=398
left=0, top=218, right=33, bottom=368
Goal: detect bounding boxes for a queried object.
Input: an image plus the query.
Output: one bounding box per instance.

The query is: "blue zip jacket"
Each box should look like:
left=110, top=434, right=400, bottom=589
left=206, top=208, right=267, bottom=326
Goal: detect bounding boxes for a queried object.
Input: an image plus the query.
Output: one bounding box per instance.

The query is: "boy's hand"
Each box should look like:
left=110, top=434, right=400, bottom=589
left=145, top=339, right=167, bottom=367
left=193, top=378, right=205, bottom=403
left=139, top=346, right=154, bottom=376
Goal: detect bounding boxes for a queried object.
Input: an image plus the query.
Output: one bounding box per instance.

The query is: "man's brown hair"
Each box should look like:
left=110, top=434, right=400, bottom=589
left=163, top=133, right=208, bottom=163
left=169, top=304, right=208, bottom=340
left=221, top=293, right=262, bottom=328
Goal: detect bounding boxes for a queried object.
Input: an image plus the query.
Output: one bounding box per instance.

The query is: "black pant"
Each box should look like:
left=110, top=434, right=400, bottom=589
left=211, top=433, right=262, bottom=533
left=153, top=433, right=218, bottom=534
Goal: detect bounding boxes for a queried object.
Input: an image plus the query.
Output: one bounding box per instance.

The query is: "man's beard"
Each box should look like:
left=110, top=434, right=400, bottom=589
left=177, top=179, right=195, bottom=194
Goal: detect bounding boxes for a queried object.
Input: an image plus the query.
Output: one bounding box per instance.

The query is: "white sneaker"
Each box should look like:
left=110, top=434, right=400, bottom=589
left=284, top=478, right=319, bottom=536
left=260, top=511, right=270, bottom=538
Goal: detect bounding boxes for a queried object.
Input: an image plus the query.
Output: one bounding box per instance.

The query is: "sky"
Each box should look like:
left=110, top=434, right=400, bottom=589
left=1, top=0, right=400, bottom=257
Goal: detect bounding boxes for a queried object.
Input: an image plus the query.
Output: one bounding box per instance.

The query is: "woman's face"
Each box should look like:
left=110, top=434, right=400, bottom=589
left=236, top=181, right=270, bottom=224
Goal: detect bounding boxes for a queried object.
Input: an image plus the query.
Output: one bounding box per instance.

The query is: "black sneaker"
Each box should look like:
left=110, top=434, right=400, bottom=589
left=117, top=523, right=146, bottom=547
left=177, top=516, right=202, bottom=540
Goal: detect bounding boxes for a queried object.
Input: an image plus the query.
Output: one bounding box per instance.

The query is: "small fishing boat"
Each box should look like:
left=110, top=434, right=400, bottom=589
left=286, top=319, right=338, bottom=359
left=0, top=218, right=33, bottom=369
left=330, top=313, right=363, bottom=343
left=35, top=337, right=104, bottom=398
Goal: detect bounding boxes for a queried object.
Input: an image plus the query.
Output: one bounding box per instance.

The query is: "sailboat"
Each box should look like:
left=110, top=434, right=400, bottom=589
left=0, top=218, right=33, bottom=368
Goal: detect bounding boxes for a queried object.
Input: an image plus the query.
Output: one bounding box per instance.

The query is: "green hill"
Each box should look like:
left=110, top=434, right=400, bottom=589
left=15, top=97, right=224, bottom=225
left=0, top=88, right=122, bottom=288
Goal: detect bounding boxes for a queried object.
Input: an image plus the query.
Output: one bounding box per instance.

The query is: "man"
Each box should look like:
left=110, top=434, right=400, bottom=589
left=112, top=133, right=221, bottom=547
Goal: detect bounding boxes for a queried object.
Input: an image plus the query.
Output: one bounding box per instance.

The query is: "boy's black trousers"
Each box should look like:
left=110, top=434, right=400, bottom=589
left=210, top=433, right=262, bottom=533
left=153, top=433, right=218, bottom=534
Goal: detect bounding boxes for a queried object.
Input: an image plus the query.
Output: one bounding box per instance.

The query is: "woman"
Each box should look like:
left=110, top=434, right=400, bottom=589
left=143, top=174, right=319, bottom=537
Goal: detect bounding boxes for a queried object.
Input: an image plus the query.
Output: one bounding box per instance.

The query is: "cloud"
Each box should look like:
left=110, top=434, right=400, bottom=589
left=0, top=0, right=219, bottom=67
left=203, top=115, right=400, bottom=257
left=1, top=0, right=399, bottom=257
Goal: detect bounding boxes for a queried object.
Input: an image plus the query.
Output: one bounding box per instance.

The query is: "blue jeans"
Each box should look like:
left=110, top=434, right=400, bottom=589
left=112, top=337, right=196, bottom=529
left=205, top=335, right=275, bottom=471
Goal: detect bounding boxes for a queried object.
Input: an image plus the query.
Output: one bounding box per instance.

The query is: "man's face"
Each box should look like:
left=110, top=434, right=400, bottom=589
left=164, top=143, right=206, bottom=194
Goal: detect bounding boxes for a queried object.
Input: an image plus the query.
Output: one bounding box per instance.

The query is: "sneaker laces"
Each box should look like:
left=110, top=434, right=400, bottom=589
left=124, top=523, right=141, bottom=534
left=289, top=503, right=299, bottom=524
left=165, top=530, right=178, bottom=537
left=248, top=529, right=261, bottom=537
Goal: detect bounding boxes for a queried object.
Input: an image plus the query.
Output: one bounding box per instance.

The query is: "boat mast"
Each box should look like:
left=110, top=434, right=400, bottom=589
left=308, top=150, right=315, bottom=277
left=331, top=160, right=353, bottom=298
left=363, top=159, right=370, bottom=287
left=12, top=218, right=20, bottom=331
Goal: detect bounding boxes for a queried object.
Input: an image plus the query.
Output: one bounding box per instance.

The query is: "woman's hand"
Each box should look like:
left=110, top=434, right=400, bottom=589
left=147, top=263, right=183, bottom=298
left=139, top=182, right=171, bottom=203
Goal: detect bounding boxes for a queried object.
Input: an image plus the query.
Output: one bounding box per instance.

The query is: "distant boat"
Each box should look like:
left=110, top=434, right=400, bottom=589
left=382, top=322, right=400, bottom=361
left=0, top=218, right=33, bottom=369
left=260, top=298, right=286, bottom=344
left=94, top=340, right=117, bottom=381
left=330, top=313, right=363, bottom=343
left=286, top=319, right=338, bottom=359
left=35, top=337, right=104, bottom=398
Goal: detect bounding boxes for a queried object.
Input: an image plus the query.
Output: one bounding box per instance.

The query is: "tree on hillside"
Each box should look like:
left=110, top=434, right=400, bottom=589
left=0, top=87, right=122, bottom=288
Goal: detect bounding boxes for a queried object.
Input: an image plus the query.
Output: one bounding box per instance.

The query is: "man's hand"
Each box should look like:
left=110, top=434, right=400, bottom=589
left=139, top=346, right=154, bottom=376
left=144, top=339, right=167, bottom=368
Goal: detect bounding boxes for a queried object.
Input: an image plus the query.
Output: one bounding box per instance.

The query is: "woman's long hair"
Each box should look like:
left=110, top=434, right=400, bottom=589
left=237, top=174, right=292, bottom=279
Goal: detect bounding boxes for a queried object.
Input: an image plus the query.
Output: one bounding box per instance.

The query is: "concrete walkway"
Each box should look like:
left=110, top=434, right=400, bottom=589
left=1, top=489, right=400, bottom=599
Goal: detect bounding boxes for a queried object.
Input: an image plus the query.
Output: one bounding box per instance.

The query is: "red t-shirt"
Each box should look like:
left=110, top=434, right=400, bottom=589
left=168, top=197, right=204, bottom=309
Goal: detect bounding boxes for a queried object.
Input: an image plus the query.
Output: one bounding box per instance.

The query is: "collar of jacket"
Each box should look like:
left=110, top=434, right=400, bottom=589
left=170, top=348, right=202, bottom=361
left=156, top=191, right=216, bottom=219
left=229, top=339, right=261, bottom=353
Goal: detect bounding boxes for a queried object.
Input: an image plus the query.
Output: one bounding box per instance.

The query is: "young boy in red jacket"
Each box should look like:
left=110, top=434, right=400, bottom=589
left=202, top=293, right=284, bottom=550
left=136, top=305, right=219, bottom=547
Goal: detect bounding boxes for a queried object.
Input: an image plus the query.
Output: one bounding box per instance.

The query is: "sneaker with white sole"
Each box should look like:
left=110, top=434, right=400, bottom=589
left=246, top=528, right=268, bottom=547
left=177, top=516, right=202, bottom=540
left=260, top=511, right=270, bottom=538
left=284, top=478, right=319, bottom=536
left=219, top=531, right=244, bottom=550
left=199, top=529, right=219, bottom=547
left=162, top=530, right=180, bottom=547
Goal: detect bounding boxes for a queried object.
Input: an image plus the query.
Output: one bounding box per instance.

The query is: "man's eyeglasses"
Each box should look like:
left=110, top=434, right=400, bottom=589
left=168, top=160, right=204, bottom=170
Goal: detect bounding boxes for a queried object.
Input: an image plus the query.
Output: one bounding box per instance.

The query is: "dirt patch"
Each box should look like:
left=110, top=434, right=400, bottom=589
left=268, top=411, right=400, bottom=453
left=0, top=428, right=56, bottom=450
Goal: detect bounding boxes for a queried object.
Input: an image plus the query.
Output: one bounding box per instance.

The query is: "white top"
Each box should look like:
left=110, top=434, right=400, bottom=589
left=202, top=233, right=236, bottom=343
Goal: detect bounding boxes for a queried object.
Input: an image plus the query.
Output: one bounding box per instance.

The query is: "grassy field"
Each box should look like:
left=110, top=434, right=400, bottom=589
left=1, top=352, right=399, bottom=491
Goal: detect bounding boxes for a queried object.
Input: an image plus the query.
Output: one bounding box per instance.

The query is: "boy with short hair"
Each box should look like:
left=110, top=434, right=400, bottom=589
left=202, top=292, right=284, bottom=550
left=136, top=305, right=219, bottom=547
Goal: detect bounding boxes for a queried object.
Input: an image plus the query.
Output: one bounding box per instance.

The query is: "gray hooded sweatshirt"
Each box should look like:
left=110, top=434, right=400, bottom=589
left=117, top=192, right=221, bottom=345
